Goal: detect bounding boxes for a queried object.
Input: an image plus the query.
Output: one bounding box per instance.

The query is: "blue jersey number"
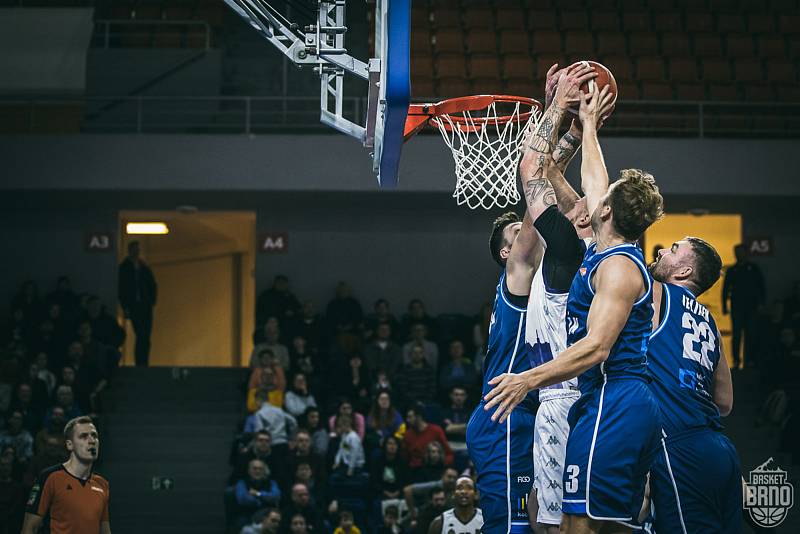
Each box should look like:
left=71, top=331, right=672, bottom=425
left=680, top=312, right=716, bottom=372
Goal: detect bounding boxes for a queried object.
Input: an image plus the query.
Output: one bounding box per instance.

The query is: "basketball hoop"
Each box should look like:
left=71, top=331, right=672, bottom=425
left=405, top=95, right=543, bottom=210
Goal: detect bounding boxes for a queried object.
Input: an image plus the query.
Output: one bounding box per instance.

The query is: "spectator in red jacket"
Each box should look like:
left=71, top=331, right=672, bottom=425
left=401, top=403, right=452, bottom=477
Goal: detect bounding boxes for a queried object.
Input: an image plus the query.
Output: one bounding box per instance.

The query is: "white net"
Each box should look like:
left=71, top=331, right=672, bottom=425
left=431, top=100, right=541, bottom=210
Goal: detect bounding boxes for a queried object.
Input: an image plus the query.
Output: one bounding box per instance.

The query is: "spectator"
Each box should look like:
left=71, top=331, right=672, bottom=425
left=328, top=400, right=366, bottom=441
left=441, top=388, right=470, bottom=456
left=326, top=282, right=363, bottom=335
left=395, top=345, right=436, bottom=405
left=282, top=483, right=325, bottom=534
left=438, top=341, right=477, bottom=396
left=722, top=244, right=766, bottom=368
left=23, top=435, right=67, bottom=488
left=289, top=513, right=310, bottom=534
left=364, top=299, right=400, bottom=342
left=44, top=386, right=81, bottom=426
left=367, top=391, right=403, bottom=441
left=364, top=323, right=403, bottom=380
left=288, top=430, right=326, bottom=484
left=401, top=404, right=453, bottom=474
left=257, top=275, right=302, bottom=327
left=253, top=401, right=297, bottom=459
left=65, top=337, right=108, bottom=413
left=251, top=318, right=291, bottom=372
left=240, top=508, right=281, bottom=534
left=291, top=301, right=325, bottom=351
left=0, top=455, right=26, bottom=534
left=330, top=414, right=365, bottom=478
left=289, top=337, right=321, bottom=393
left=401, top=325, right=439, bottom=370
left=34, top=406, right=66, bottom=455
left=370, top=436, right=407, bottom=502
left=234, top=459, right=281, bottom=528
left=32, top=352, right=56, bottom=397
left=370, top=370, right=393, bottom=398
left=285, top=373, right=317, bottom=418
left=333, top=510, right=361, bottom=534
left=401, top=300, right=437, bottom=342
left=377, top=504, right=403, bottom=534
left=292, top=462, right=324, bottom=506
left=83, top=295, right=125, bottom=350
left=248, top=351, right=286, bottom=411
left=412, top=442, right=446, bottom=485
left=402, top=470, right=456, bottom=534
left=9, top=383, right=41, bottom=434
left=45, top=276, right=80, bottom=324
left=29, top=320, right=61, bottom=368
left=333, top=355, right=371, bottom=414
left=0, top=411, right=33, bottom=465
left=302, top=407, right=329, bottom=457
left=233, top=431, right=284, bottom=488
left=118, top=241, right=157, bottom=367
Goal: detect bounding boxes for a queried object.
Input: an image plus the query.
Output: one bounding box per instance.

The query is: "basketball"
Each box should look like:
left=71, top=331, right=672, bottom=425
left=566, top=60, right=618, bottom=119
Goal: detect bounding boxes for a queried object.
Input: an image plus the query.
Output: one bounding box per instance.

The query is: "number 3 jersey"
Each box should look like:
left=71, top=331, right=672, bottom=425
left=648, top=282, right=723, bottom=435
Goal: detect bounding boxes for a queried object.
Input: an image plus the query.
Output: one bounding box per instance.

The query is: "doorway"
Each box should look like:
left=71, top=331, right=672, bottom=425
left=644, top=213, right=742, bottom=367
left=118, top=210, right=255, bottom=367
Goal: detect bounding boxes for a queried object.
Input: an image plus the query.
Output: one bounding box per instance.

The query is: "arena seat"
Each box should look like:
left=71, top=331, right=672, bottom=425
left=502, top=54, right=535, bottom=80
left=530, top=30, right=559, bottom=54
left=430, top=8, right=460, bottom=29
left=701, top=59, right=733, bottom=83
left=560, top=11, right=589, bottom=31
left=725, top=34, right=756, bottom=57
left=637, top=57, right=666, bottom=82
left=591, top=11, right=620, bottom=32
left=694, top=34, right=724, bottom=57
left=470, top=55, right=501, bottom=79
left=564, top=32, right=594, bottom=55
left=734, top=59, right=765, bottom=83
left=495, top=8, right=525, bottom=31
left=661, top=33, right=692, bottom=57
left=463, top=7, right=493, bottom=31
left=436, top=54, right=467, bottom=78
left=433, top=29, right=464, bottom=54
left=669, top=58, right=699, bottom=82
left=597, top=32, right=627, bottom=55
left=758, top=35, right=787, bottom=57
left=466, top=30, right=497, bottom=54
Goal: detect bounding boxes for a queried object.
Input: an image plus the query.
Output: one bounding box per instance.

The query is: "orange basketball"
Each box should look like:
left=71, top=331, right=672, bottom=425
left=567, top=60, right=618, bottom=118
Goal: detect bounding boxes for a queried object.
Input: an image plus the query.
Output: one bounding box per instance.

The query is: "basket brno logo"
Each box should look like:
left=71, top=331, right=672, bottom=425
left=744, top=458, right=794, bottom=528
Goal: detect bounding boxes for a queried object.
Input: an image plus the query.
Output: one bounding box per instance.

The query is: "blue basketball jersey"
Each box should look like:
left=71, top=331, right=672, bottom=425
left=565, top=243, right=653, bottom=393
left=482, top=272, right=536, bottom=408
left=648, top=283, right=723, bottom=435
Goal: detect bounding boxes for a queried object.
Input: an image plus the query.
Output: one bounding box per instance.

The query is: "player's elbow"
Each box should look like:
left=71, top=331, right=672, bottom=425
left=582, top=336, right=610, bottom=365
left=716, top=394, right=733, bottom=417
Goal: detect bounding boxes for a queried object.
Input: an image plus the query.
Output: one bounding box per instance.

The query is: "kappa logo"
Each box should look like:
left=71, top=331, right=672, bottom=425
left=744, top=458, right=794, bottom=528
left=546, top=501, right=561, bottom=513
left=546, top=435, right=560, bottom=445
left=543, top=414, right=557, bottom=425
left=548, top=479, right=562, bottom=490
left=546, top=457, right=561, bottom=469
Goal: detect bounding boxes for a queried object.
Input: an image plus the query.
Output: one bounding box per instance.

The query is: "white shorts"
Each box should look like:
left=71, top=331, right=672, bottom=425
left=533, top=394, right=578, bottom=525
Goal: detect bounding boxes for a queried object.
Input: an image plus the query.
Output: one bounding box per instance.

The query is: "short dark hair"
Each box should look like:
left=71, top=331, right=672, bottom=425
left=406, top=401, right=426, bottom=419
left=339, top=510, right=354, bottom=521
left=686, top=237, right=722, bottom=295
left=64, top=416, right=94, bottom=441
left=489, top=211, right=521, bottom=267
left=607, top=169, right=663, bottom=241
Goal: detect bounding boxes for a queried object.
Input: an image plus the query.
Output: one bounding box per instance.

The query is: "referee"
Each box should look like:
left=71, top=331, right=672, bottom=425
left=22, top=416, right=111, bottom=534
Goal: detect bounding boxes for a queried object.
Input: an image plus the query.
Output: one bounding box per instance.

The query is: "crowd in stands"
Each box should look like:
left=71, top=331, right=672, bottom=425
left=0, top=277, right=122, bottom=533
left=226, top=276, right=487, bottom=534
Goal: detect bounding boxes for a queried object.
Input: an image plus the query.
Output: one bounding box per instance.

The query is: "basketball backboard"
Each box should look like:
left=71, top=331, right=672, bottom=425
left=221, top=0, right=410, bottom=188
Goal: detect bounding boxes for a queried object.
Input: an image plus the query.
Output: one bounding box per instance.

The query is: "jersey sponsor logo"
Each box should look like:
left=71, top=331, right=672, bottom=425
left=579, top=267, right=587, bottom=277
left=744, top=457, right=794, bottom=528
left=517, top=475, right=531, bottom=483
left=27, top=483, right=40, bottom=506
left=567, top=316, right=579, bottom=336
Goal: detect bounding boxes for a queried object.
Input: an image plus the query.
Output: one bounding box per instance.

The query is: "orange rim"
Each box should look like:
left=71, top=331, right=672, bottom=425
left=405, top=95, right=542, bottom=137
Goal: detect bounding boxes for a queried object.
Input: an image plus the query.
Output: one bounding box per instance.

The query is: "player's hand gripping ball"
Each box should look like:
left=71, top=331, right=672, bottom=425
left=564, top=60, right=618, bottom=120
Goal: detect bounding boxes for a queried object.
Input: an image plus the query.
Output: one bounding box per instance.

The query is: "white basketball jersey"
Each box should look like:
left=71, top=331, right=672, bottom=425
left=525, top=258, right=579, bottom=402
left=440, top=508, right=483, bottom=534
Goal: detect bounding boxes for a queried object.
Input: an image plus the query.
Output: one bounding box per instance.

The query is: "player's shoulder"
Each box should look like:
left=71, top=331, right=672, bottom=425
left=91, top=471, right=110, bottom=488
left=37, top=463, right=65, bottom=483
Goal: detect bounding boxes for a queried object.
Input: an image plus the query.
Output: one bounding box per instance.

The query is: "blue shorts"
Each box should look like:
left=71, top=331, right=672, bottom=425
left=650, top=428, right=742, bottom=534
left=561, top=377, right=661, bottom=528
left=466, top=402, right=534, bottom=534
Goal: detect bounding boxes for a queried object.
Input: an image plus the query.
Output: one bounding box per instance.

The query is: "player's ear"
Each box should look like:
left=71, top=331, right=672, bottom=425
left=500, top=246, right=511, bottom=260
left=676, top=264, right=693, bottom=282
left=65, top=439, right=73, bottom=452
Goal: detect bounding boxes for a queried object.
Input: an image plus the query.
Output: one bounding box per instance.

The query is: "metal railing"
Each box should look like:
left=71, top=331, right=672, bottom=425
left=92, top=19, right=212, bottom=50
left=1, top=96, right=798, bottom=137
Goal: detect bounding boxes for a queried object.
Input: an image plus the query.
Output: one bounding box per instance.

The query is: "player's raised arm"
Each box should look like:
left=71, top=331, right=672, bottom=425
left=713, top=328, right=734, bottom=416
left=578, top=85, right=615, bottom=217
left=484, top=255, right=645, bottom=422
left=519, top=64, right=595, bottom=223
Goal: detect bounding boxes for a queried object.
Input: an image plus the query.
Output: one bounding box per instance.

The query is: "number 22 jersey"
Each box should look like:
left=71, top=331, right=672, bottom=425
left=648, top=282, right=723, bottom=435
